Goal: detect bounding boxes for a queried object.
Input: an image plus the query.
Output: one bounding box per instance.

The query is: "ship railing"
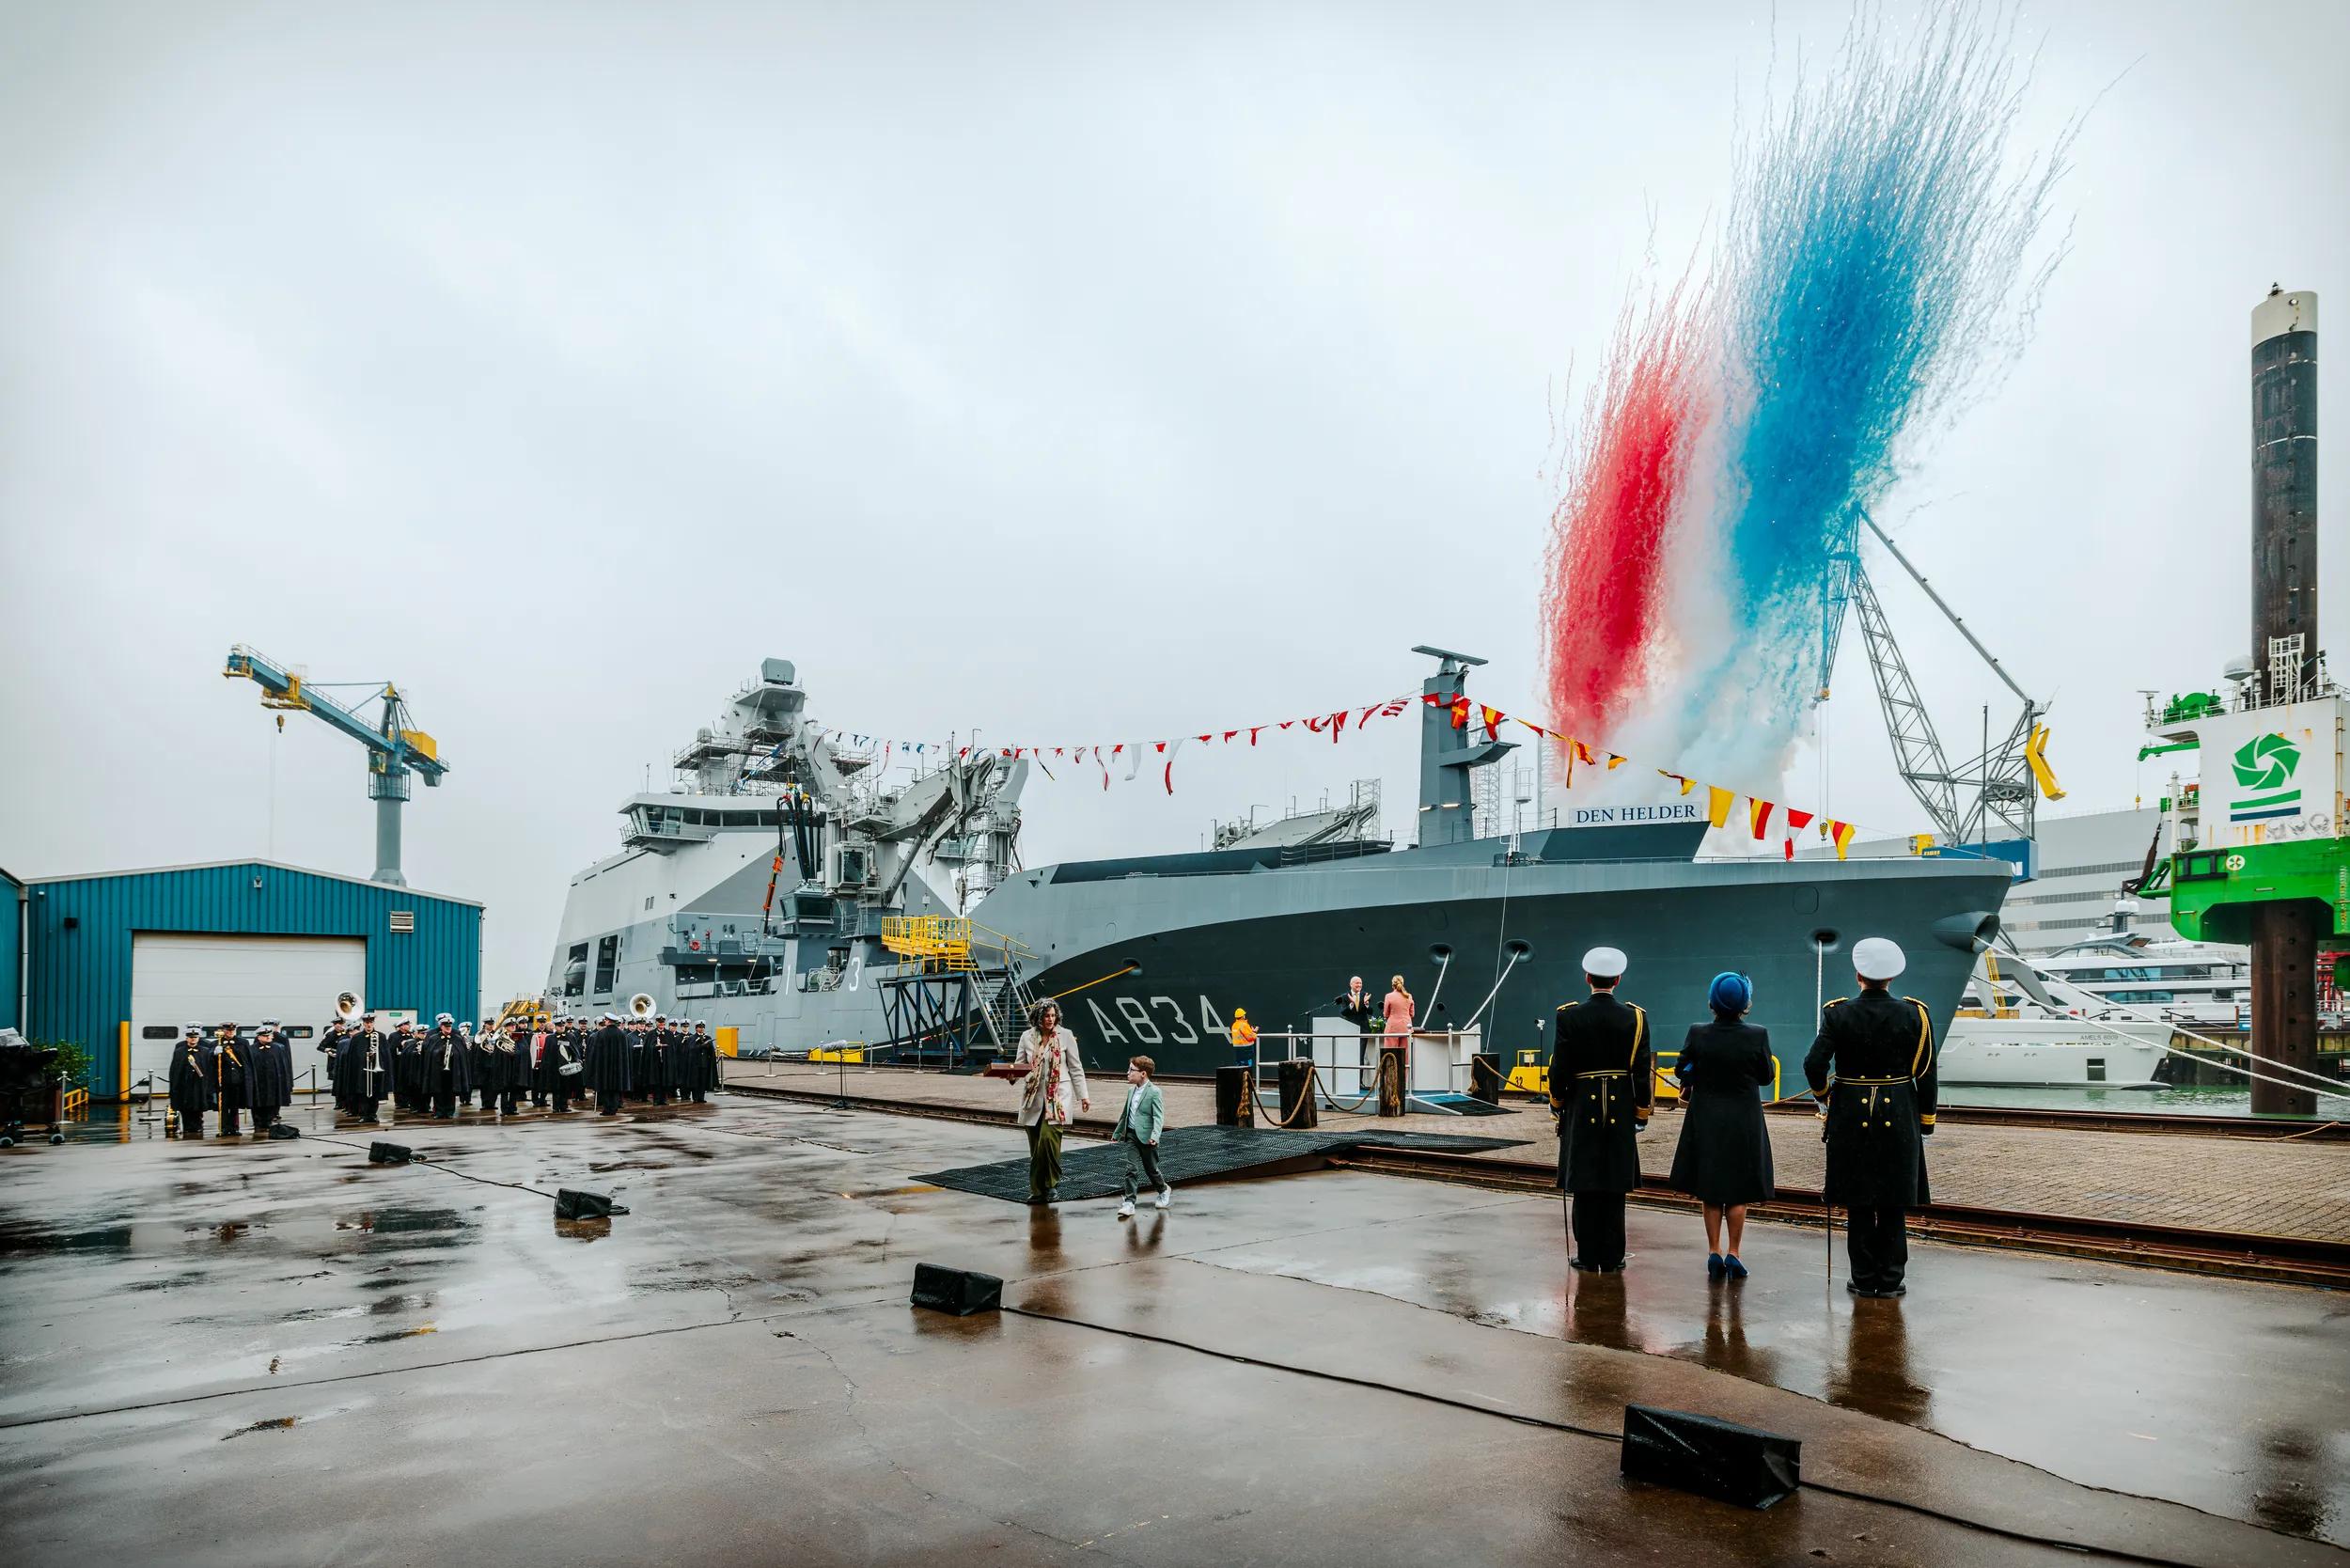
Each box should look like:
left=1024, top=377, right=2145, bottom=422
left=1066, top=850, right=1889, bottom=882
left=1235, top=1027, right=1489, bottom=1106
left=1230, top=1031, right=1765, bottom=1107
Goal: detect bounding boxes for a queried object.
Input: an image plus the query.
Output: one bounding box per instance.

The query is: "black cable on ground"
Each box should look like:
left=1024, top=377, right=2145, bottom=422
left=996, top=1302, right=2214, bottom=1568
left=305, top=1133, right=561, bottom=1200
left=0, top=1294, right=903, bottom=1432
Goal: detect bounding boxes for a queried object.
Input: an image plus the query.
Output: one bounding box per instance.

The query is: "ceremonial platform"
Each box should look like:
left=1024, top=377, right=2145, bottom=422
left=916, top=1124, right=1528, bottom=1202
left=1, top=1095, right=2343, bottom=1566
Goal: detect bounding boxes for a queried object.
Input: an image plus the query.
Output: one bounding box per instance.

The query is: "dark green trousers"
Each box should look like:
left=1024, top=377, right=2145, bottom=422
left=1026, top=1120, right=1064, bottom=1200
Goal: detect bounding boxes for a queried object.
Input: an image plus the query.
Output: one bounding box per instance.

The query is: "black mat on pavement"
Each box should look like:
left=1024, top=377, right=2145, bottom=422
left=916, top=1124, right=1529, bottom=1203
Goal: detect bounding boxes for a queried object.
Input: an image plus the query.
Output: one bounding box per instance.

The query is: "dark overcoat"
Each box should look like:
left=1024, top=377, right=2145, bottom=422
left=337, top=1027, right=396, bottom=1105
left=1548, top=992, right=1653, bottom=1194
left=584, top=1025, right=632, bottom=1097
left=1667, top=1020, right=1777, bottom=1206
left=247, top=1033, right=293, bottom=1116
left=166, top=1040, right=213, bottom=1121
left=1802, top=989, right=1939, bottom=1208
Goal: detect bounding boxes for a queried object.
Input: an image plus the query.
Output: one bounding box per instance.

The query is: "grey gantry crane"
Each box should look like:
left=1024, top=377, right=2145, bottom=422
left=1819, top=513, right=2064, bottom=859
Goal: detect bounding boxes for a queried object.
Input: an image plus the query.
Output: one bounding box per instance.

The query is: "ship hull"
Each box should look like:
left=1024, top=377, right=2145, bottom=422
left=978, top=851, right=2012, bottom=1086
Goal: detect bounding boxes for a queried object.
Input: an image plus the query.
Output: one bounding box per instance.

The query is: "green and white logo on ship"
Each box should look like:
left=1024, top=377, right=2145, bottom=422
left=2229, top=732, right=2303, bottom=823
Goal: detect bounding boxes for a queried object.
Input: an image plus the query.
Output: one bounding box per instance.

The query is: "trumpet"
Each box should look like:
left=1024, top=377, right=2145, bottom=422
left=628, top=992, right=657, bottom=1020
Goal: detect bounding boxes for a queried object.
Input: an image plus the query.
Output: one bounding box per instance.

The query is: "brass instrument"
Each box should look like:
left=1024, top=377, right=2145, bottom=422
left=628, top=992, right=657, bottom=1020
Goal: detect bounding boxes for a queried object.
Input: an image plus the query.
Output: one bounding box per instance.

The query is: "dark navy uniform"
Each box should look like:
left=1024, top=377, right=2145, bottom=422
left=1803, top=987, right=1938, bottom=1295
left=1548, top=991, right=1653, bottom=1270
left=211, top=1027, right=248, bottom=1137
left=423, top=1024, right=472, bottom=1119
left=166, top=1030, right=212, bottom=1137
left=337, top=1023, right=394, bottom=1121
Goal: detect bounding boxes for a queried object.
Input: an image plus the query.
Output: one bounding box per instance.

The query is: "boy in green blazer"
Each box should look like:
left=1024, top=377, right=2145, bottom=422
left=1114, top=1055, right=1171, bottom=1217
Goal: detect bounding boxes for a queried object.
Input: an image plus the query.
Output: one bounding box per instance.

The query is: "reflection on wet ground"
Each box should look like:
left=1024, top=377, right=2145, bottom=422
left=0, top=1098, right=2342, bottom=1565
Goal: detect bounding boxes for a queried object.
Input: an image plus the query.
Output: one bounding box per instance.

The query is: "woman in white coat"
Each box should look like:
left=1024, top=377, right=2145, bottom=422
left=1011, top=999, right=1089, bottom=1204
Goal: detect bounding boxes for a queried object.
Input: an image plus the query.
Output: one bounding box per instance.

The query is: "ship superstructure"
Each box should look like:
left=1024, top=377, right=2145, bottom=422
left=547, top=658, right=1026, bottom=1029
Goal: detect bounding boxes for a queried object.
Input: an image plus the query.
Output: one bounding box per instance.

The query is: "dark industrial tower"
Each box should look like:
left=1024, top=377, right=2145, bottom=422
left=2248, top=288, right=2323, bottom=1116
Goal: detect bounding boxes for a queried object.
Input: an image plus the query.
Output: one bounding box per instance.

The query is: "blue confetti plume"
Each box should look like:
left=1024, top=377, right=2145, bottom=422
left=1695, top=4, right=2073, bottom=755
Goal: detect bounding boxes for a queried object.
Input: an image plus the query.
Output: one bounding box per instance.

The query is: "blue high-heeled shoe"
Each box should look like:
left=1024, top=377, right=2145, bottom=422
left=1706, top=1252, right=1726, bottom=1279
left=1723, top=1255, right=1748, bottom=1280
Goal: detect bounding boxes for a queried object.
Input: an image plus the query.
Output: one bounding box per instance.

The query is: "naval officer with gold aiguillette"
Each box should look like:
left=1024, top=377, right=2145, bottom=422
left=1548, top=946, right=1653, bottom=1271
left=1803, top=936, right=1938, bottom=1297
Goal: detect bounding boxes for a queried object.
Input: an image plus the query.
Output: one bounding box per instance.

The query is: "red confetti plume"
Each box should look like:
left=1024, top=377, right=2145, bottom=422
left=1542, top=281, right=1706, bottom=741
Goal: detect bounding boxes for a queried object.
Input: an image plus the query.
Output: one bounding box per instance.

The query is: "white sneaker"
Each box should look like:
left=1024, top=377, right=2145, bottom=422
left=1117, top=1200, right=1136, bottom=1219
left=1154, top=1188, right=1172, bottom=1210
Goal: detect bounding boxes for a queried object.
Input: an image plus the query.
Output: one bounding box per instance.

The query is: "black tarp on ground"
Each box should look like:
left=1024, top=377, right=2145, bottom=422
left=916, top=1124, right=1527, bottom=1203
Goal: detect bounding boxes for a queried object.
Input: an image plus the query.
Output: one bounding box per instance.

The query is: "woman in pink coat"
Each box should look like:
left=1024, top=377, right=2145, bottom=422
left=1382, top=975, right=1415, bottom=1043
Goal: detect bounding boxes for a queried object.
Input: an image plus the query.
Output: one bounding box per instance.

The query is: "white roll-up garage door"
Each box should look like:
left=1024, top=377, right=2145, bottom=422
left=128, top=933, right=368, bottom=1093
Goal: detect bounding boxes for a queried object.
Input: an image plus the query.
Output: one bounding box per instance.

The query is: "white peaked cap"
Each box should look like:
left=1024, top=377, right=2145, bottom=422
left=1582, top=947, right=1628, bottom=979
left=1853, top=937, right=1906, bottom=981
left=436, top=1013, right=454, bottom=1025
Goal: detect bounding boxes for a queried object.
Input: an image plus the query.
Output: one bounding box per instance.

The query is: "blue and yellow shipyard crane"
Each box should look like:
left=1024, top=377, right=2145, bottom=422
left=223, top=645, right=448, bottom=886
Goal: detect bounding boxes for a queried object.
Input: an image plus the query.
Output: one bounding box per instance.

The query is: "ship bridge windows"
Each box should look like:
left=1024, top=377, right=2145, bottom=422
left=593, top=934, right=619, bottom=996
left=563, top=943, right=588, bottom=998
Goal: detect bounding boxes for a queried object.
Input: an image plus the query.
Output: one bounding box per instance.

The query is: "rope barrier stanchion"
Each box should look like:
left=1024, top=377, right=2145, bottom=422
left=1247, top=1061, right=1327, bottom=1129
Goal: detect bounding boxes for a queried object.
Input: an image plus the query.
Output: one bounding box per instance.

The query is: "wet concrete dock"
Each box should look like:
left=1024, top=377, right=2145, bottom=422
left=2, top=1096, right=2345, bottom=1565
left=727, top=1059, right=2350, bottom=1242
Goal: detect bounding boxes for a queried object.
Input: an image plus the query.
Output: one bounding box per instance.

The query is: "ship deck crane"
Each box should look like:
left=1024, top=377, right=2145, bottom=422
left=1820, top=512, right=2064, bottom=862
left=223, top=645, right=448, bottom=886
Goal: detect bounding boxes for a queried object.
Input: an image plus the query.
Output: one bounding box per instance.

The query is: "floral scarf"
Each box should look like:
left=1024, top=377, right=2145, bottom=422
left=1034, top=1031, right=1070, bottom=1127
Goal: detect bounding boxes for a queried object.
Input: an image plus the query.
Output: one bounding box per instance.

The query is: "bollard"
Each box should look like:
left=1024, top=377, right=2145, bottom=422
left=1214, top=1066, right=1252, bottom=1126
left=1277, top=1058, right=1318, bottom=1128
left=1376, top=1046, right=1407, bottom=1118
left=1469, top=1052, right=1503, bottom=1105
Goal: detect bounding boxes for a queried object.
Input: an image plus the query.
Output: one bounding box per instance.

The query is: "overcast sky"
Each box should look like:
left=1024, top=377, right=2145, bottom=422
left=2, top=1, right=2342, bottom=997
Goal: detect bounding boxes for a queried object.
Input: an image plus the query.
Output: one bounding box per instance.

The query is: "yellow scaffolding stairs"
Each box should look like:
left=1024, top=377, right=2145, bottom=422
left=880, top=916, right=979, bottom=973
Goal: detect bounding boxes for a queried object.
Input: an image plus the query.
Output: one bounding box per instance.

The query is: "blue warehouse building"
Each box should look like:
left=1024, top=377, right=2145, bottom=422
left=19, top=861, right=480, bottom=1099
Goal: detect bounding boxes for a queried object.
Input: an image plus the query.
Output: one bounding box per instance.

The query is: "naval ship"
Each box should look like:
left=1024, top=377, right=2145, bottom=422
left=546, top=651, right=2012, bottom=1086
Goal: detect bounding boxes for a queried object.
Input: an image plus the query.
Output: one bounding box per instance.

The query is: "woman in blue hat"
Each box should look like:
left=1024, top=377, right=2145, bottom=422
left=1668, top=972, right=1777, bottom=1278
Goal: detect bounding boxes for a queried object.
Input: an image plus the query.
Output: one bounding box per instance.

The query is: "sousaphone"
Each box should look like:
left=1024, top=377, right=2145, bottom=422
left=628, top=993, right=657, bottom=1020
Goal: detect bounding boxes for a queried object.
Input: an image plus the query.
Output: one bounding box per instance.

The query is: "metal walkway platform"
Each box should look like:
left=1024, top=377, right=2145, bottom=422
left=915, top=1124, right=1528, bottom=1202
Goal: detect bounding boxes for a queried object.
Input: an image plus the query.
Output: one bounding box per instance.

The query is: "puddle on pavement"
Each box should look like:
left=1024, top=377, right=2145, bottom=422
left=556, top=1216, right=612, bottom=1243
left=0, top=1224, right=134, bottom=1256
left=124, top=1271, right=207, bottom=1293
left=361, top=1323, right=438, bottom=1343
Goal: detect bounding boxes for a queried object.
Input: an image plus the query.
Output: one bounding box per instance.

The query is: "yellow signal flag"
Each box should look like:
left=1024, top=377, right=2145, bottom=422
left=2027, top=723, right=2066, bottom=800
left=1706, top=786, right=1735, bottom=829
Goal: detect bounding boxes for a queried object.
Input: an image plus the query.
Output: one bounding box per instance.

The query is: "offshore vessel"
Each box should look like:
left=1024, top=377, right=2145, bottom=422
left=544, top=650, right=2012, bottom=1084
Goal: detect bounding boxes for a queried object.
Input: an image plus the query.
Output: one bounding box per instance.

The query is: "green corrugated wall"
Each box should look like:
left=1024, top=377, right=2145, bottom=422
left=0, top=866, right=22, bottom=1033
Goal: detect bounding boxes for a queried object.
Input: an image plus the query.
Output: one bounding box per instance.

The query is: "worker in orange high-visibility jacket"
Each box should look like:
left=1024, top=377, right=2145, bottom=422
left=1230, top=1008, right=1258, bottom=1070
